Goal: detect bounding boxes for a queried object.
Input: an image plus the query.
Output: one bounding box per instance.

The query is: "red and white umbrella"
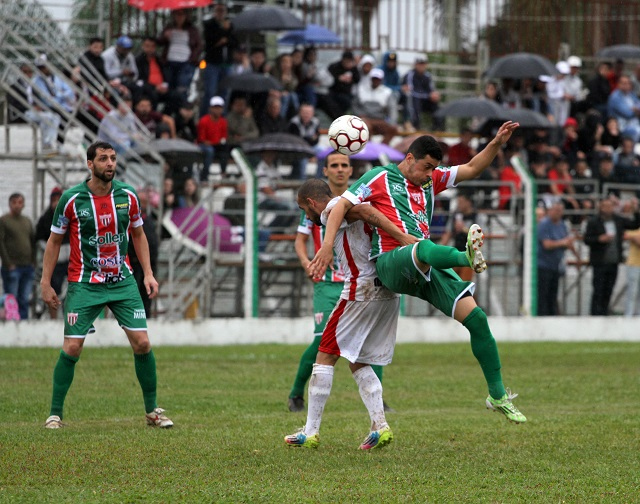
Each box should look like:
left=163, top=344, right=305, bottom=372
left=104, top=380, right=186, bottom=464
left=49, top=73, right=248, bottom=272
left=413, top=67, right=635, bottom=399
left=128, top=0, right=211, bottom=12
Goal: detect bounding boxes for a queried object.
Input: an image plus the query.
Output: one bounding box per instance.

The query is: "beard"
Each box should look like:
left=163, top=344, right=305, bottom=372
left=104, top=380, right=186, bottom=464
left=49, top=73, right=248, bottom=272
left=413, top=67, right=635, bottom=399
left=94, top=169, right=115, bottom=183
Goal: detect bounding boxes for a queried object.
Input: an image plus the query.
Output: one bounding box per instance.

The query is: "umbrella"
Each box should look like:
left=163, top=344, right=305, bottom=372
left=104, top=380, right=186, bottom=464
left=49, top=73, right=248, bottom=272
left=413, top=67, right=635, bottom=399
left=596, top=44, right=640, bottom=60
left=278, top=24, right=341, bottom=45
left=135, top=138, right=203, bottom=165
left=163, top=208, right=242, bottom=256
left=128, top=0, right=211, bottom=11
left=220, top=72, right=283, bottom=93
left=318, top=142, right=405, bottom=163
left=475, top=108, right=553, bottom=136
left=242, top=133, right=315, bottom=161
left=434, top=97, right=507, bottom=119
left=232, top=6, right=305, bottom=32
left=485, top=52, right=556, bottom=79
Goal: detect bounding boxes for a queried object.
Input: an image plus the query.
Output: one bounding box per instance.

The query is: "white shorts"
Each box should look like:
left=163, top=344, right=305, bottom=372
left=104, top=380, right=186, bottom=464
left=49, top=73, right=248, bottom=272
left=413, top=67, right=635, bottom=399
left=319, top=297, right=400, bottom=365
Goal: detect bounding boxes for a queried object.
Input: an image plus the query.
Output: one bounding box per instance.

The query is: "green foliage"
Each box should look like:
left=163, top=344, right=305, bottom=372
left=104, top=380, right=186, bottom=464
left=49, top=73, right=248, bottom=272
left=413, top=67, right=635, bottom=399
left=1, top=342, right=639, bottom=502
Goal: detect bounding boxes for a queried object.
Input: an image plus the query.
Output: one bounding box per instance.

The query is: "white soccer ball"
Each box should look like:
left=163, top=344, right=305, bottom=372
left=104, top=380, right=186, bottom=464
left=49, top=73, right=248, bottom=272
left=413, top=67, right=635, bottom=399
left=327, top=115, right=369, bottom=155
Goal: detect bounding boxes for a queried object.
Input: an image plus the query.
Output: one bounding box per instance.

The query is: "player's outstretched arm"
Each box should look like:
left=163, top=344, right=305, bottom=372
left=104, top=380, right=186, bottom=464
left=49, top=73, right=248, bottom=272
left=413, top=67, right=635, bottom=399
left=456, top=121, right=519, bottom=182
left=308, top=197, right=354, bottom=278
left=130, top=226, right=159, bottom=298
left=41, top=232, right=64, bottom=310
left=347, top=204, right=419, bottom=247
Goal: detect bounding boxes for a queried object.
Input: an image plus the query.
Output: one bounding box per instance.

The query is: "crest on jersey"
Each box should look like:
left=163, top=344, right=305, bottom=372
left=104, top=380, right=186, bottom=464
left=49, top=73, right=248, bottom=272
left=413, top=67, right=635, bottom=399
left=314, top=312, right=324, bottom=325
left=78, top=208, right=90, bottom=218
left=100, top=214, right=112, bottom=227
left=67, top=312, right=78, bottom=326
left=411, top=192, right=422, bottom=204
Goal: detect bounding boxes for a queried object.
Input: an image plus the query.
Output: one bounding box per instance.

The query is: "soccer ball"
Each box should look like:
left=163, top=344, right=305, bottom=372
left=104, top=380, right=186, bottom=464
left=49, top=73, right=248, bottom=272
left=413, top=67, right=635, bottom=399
left=328, top=115, right=369, bottom=155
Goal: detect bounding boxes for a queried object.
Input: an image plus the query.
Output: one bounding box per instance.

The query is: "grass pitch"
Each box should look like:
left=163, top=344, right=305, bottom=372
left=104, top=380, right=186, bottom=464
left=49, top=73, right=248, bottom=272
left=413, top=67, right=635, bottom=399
left=1, top=342, right=639, bottom=503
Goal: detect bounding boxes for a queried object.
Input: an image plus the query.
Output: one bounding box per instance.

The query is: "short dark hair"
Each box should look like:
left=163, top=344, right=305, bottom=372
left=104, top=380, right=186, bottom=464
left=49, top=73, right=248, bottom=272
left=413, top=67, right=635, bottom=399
left=87, top=141, right=115, bottom=162
left=407, top=135, right=443, bottom=162
left=298, top=178, right=333, bottom=202
left=143, top=36, right=158, bottom=44
left=89, top=37, right=104, bottom=45
left=8, top=192, right=24, bottom=203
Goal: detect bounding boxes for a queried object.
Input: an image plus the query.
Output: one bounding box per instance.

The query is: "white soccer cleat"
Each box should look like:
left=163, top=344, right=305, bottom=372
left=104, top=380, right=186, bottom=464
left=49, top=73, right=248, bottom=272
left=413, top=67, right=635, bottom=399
left=465, top=224, right=487, bottom=273
left=44, top=415, right=64, bottom=429
left=145, top=407, right=174, bottom=428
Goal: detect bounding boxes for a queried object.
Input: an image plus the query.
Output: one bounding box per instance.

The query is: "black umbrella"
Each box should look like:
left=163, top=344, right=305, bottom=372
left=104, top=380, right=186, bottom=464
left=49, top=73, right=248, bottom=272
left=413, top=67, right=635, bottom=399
left=232, top=6, right=304, bottom=32
left=221, top=72, right=283, bottom=93
left=135, top=138, right=203, bottom=165
left=435, top=97, right=507, bottom=119
left=475, top=108, right=553, bottom=136
left=242, top=133, right=315, bottom=161
left=596, top=44, right=640, bottom=60
left=485, top=52, right=556, bottom=79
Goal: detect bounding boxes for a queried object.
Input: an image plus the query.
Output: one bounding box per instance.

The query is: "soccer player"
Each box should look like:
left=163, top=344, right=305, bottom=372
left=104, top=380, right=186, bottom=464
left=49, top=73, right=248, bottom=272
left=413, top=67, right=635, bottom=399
left=285, top=179, right=418, bottom=450
left=310, top=121, right=527, bottom=424
left=41, top=141, right=173, bottom=429
left=287, top=152, right=389, bottom=412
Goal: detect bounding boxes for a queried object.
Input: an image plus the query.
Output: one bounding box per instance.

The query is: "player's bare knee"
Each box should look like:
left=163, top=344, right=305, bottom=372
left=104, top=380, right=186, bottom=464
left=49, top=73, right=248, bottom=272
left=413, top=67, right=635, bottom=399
left=62, top=338, right=84, bottom=357
left=316, top=351, right=338, bottom=366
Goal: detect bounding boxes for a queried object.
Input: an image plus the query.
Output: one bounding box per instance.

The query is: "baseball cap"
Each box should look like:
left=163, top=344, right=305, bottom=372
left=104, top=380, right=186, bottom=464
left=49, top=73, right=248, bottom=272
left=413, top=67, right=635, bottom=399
left=563, top=117, right=578, bottom=128
left=555, top=61, right=570, bottom=75
left=116, top=36, right=133, bottom=49
left=370, top=68, right=384, bottom=80
left=210, top=96, right=225, bottom=107
left=415, top=55, right=429, bottom=63
left=567, top=55, right=582, bottom=68
left=34, top=54, right=47, bottom=67
left=387, top=52, right=397, bottom=61
left=50, top=186, right=62, bottom=198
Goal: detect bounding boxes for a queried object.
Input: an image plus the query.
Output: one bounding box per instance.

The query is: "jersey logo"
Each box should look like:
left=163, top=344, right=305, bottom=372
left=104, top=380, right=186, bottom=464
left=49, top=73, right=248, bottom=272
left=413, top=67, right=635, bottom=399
left=355, top=184, right=372, bottom=199
left=422, top=179, right=433, bottom=190
left=391, top=183, right=404, bottom=194
left=411, top=192, right=422, bottom=204
left=99, top=214, right=112, bottom=227
left=116, top=202, right=129, bottom=210
left=89, top=232, right=125, bottom=246
left=67, top=312, right=78, bottom=326
left=56, top=215, right=69, bottom=227
left=78, top=208, right=91, bottom=218
left=314, top=312, right=324, bottom=325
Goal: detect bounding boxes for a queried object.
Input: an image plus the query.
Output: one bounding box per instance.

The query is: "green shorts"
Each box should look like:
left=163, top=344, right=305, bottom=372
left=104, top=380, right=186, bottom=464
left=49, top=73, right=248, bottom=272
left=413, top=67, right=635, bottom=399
left=64, top=277, right=147, bottom=337
left=312, top=281, right=343, bottom=336
left=375, top=244, right=475, bottom=318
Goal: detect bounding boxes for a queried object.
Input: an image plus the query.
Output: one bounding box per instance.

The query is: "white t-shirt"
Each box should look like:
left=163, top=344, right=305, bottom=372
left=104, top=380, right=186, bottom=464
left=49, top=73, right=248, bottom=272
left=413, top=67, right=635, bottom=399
left=167, top=30, right=191, bottom=63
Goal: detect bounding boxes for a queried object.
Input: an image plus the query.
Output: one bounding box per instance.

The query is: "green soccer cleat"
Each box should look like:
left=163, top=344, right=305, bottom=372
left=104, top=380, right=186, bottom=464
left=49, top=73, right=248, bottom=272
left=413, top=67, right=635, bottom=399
left=284, top=430, right=320, bottom=449
left=359, top=425, right=394, bottom=450
left=465, top=224, right=487, bottom=273
left=486, top=389, right=527, bottom=424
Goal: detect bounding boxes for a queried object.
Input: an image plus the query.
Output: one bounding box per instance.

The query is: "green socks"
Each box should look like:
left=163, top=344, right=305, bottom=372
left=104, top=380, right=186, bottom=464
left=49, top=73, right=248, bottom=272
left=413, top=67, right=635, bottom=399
left=134, top=350, right=158, bottom=414
left=416, top=239, right=469, bottom=269
left=371, top=364, right=383, bottom=383
left=290, top=335, right=322, bottom=398
left=50, top=350, right=79, bottom=418
left=462, top=307, right=506, bottom=399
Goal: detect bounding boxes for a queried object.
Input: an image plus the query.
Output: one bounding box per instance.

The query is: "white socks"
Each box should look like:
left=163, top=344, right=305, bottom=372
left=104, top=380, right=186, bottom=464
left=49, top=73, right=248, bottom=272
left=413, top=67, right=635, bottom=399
left=353, top=366, right=387, bottom=431
left=304, top=363, right=334, bottom=436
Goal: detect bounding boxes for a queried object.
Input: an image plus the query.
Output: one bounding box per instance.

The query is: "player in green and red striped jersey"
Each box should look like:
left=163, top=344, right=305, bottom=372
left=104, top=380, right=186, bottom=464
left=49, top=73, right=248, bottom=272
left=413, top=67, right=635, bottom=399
left=310, top=122, right=527, bottom=424
left=41, top=141, right=173, bottom=429
left=287, top=152, right=390, bottom=412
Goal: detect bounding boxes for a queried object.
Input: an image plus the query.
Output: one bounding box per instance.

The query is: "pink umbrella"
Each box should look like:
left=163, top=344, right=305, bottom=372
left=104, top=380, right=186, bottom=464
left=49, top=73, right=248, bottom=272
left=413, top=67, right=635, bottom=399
left=164, top=207, right=242, bottom=255
left=318, top=142, right=405, bottom=162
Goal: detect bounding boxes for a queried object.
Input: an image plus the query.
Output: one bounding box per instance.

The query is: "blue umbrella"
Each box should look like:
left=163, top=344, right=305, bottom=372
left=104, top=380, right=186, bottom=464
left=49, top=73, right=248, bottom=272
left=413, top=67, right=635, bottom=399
left=318, top=142, right=405, bottom=163
left=278, top=24, right=341, bottom=45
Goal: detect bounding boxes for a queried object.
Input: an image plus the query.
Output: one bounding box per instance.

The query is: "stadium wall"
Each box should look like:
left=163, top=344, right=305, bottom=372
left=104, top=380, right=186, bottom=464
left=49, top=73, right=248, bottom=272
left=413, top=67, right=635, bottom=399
left=0, top=317, right=638, bottom=347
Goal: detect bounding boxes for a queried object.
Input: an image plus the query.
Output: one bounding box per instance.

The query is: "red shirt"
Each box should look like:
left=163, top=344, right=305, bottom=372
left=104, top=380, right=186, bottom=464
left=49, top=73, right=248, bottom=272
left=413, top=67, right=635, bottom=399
left=197, top=115, right=228, bottom=145
left=447, top=142, right=473, bottom=166
left=498, top=165, right=522, bottom=210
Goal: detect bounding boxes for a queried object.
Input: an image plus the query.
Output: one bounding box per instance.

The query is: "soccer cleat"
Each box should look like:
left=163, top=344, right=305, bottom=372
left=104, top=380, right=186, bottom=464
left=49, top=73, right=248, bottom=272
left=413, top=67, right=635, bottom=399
left=359, top=425, right=394, bottom=450
left=465, top=224, right=487, bottom=273
left=288, top=396, right=305, bottom=412
left=486, top=388, right=527, bottom=424
left=44, top=415, right=64, bottom=429
left=145, top=407, right=174, bottom=428
left=284, top=430, right=320, bottom=449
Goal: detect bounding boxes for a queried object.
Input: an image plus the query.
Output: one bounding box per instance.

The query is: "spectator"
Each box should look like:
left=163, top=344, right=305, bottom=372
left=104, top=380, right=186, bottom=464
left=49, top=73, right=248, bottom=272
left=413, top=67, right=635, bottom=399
left=607, top=75, right=640, bottom=142
left=521, top=78, right=549, bottom=115
left=177, top=177, right=200, bottom=208
left=601, top=116, right=622, bottom=152
left=134, top=96, right=175, bottom=138
left=402, top=55, right=442, bottom=131
left=271, top=53, right=300, bottom=119
left=255, top=150, right=297, bottom=229
left=623, top=225, right=640, bottom=316
left=587, top=61, right=612, bottom=118
left=258, top=96, right=288, bottom=135
left=584, top=197, right=638, bottom=315
left=134, top=37, right=176, bottom=113
left=561, top=117, right=580, bottom=165
left=565, top=55, right=586, bottom=116
left=357, top=54, right=376, bottom=93
left=35, top=187, right=69, bottom=319
left=97, top=90, right=140, bottom=155
left=498, top=155, right=522, bottom=211
left=328, top=50, right=360, bottom=112
left=201, top=3, right=235, bottom=116
left=227, top=95, right=260, bottom=147
left=548, top=156, right=580, bottom=214
left=78, top=37, right=107, bottom=87
left=546, top=61, right=571, bottom=128
left=197, top=95, right=228, bottom=181
left=101, top=36, right=139, bottom=87
left=537, top=201, right=577, bottom=316
left=157, top=9, right=203, bottom=100
left=595, top=153, right=621, bottom=198
left=313, top=64, right=341, bottom=121
left=0, top=193, right=35, bottom=320
left=380, top=51, right=401, bottom=94
left=163, top=176, right=178, bottom=211
left=297, top=47, right=319, bottom=106
left=570, top=156, right=596, bottom=211
left=288, top=103, right=320, bottom=180
left=613, top=135, right=640, bottom=186
left=173, top=99, right=198, bottom=142
left=577, top=110, right=611, bottom=167
left=9, top=63, right=61, bottom=153
left=32, top=54, right=77, bottom=115
left=352, top=68, right=398, bottom=145
left=128, top=186, right=158, bottom=318
left=249, top=48, right=270, bottom=74
left=630, top=63, right=640, bottom=97
left=447, top=127, right=477, bottom=166
left=608, top=59, right=625, bottom=91
left=229, top=45, right=250, bottom=75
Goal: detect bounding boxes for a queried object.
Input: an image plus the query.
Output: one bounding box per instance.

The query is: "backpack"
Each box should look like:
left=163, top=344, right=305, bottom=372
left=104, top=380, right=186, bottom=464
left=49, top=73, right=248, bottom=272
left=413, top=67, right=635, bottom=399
left=0, top=294, right=21, bottom=321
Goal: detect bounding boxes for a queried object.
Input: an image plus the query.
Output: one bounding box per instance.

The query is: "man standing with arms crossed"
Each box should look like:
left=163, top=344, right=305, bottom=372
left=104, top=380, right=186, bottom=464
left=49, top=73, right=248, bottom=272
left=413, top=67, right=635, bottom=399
left=310, top=122, right=527, bottom=424
left=41, top=141, right=173, bottom=429
left=287, top=152, right=390, bottom=412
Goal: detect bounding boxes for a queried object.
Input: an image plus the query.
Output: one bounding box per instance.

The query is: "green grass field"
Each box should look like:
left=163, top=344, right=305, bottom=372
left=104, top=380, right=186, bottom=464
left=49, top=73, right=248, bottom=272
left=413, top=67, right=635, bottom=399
left=1, top=342, right=639, bottom=503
